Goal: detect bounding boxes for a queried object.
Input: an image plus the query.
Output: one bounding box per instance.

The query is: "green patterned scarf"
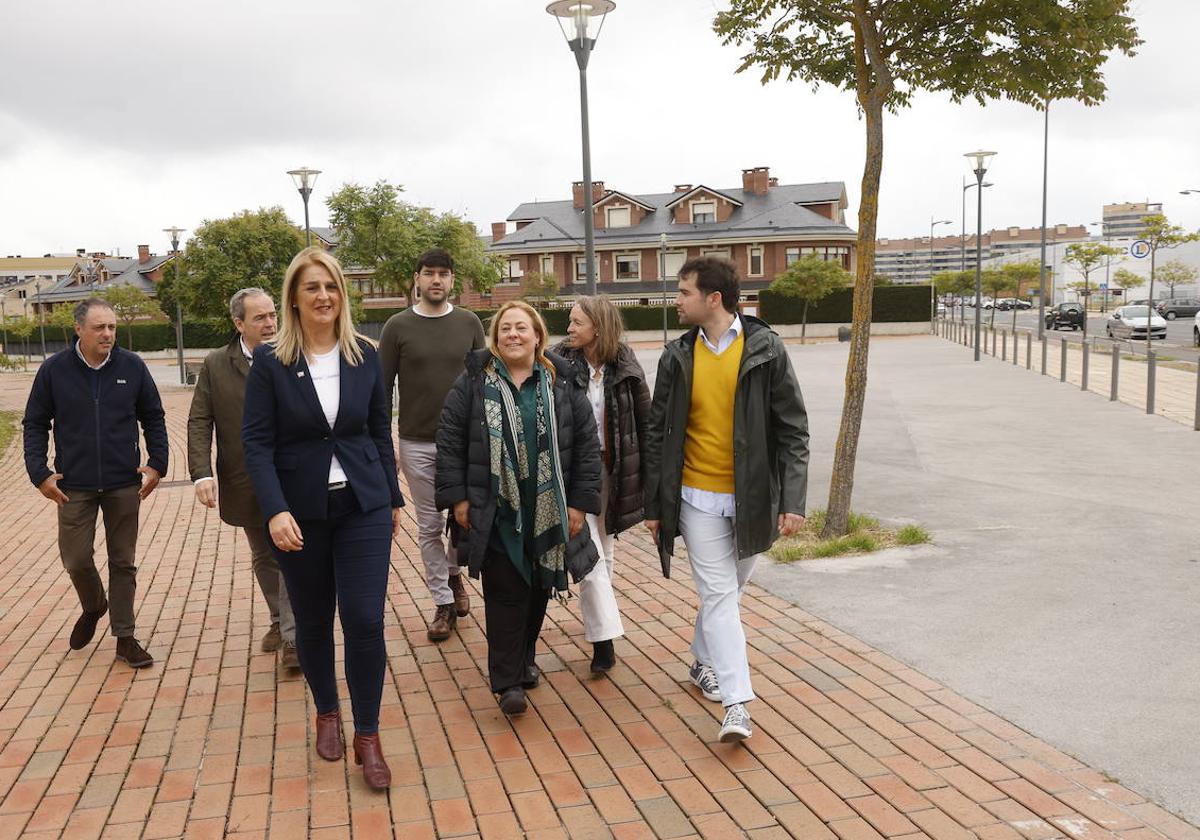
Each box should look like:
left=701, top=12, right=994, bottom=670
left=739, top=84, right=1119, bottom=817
left=483, top=358, right=569, bottom=594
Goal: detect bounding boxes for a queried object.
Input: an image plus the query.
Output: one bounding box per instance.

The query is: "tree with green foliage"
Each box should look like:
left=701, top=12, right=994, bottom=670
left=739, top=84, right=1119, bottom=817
left=1112, top=267, right=1145, bottom=301
left=1153, top=259, right=1198, bottom=301
left=771, top=255, right=851, bottom=343
left=714, top=0, right=1139, bottom=538
left=933, top=270, right=973, bottom=322
left=102, top=285, right=162, bottom=351
left=1001, top=260, right=1043, bottom=331
left=981, top=271, right=1011, bottom=328
left=520, top=271, right=559, bottom=308
left=46, top=305, right=76, bottom=343
left=326, top=181, right=502, bottom=301
left=4, top=316, right=35, bottom=370
left=174, top=207, right=305, bottom=320
left=1063, top=243, right=1123, bottom=336
left=1137, top=214, right=1200, bottom=347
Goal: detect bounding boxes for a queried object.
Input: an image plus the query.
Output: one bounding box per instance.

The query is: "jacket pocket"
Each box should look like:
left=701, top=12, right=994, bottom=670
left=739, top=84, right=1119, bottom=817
left=363, top=444, right=380, bottom=463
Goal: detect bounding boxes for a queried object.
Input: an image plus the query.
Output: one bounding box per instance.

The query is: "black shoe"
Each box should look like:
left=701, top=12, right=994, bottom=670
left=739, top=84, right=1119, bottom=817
left=521, top=664, right=540, bottom=689
left=590, top=639, right=616, bottom=674
left=69, top=599, right=108, bottom=650
left=115, top=637, right=154, bottom=669
left=498, top=687, right=527, bottom=716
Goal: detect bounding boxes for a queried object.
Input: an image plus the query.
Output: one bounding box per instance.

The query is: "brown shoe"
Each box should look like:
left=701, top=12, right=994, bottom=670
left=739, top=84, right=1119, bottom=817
left=315, top=710, right=344, bottom=761
left=427, top=604, right=456, bottom=642
left=261, top=623, right=282, bottom=653
left=279, top=642, right=300, bottom=672
left=449, top=573, right=471, bottom=617
left=353, top=733, right=392, bottom=790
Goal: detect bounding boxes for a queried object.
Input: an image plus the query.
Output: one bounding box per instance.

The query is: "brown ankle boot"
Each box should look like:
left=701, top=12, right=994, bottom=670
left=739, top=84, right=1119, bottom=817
left=353, top=733, right=392, bottom=790
left=449, top=573, right=471, bottom=617
left=427, top=604, right=456, bottom=642
left=315, top=710, right=344, bottom=761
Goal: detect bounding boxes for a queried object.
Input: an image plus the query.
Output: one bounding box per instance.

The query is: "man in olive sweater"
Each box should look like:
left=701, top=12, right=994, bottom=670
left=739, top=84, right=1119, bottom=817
left=380, top=248, right=485, bottom=641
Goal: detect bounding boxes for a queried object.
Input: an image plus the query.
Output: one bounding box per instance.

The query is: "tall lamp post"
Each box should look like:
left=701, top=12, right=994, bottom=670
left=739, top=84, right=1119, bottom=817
left=164, top=227, right=187, bottom=385
left=287, top=167, right=322, bottom=247
left=965, top=150, right=996, bottom=361
left=930, top=217, right=951, bottom=328
left=35, top=280, right=47, bottom=358
left=961, top=179, right=992, bottom=269
left=659, top=233, right=668, bottom=344
left=1036, top=100, right=1050, bottom=339
left=547, top=0, right=615, bottom=296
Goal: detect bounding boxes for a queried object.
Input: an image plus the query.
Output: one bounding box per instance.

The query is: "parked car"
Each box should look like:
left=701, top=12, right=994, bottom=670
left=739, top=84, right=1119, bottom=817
left=1156, top=297, right=1200, bottom=320
left=1126, top=299, right=1160, bottom=309
left=1105, top=305, right=1167, bottom=341
left=1045, top=302, right=1086, bottom=330
left=995, top=298, right=1033, bottom=311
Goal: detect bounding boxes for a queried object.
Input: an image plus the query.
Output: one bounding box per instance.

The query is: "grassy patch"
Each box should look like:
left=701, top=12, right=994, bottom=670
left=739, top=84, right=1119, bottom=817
left=769, top=510, right=930, bottom=563
left=0, top=410, right=18, bottom=456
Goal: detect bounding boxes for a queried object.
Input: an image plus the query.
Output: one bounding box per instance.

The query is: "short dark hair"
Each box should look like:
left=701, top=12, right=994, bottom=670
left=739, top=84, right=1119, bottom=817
left=74, top=297, right=115, bottom=326
left=415, top=248, right=454, bottom=273
left=679, top=256, right=740, bottom=313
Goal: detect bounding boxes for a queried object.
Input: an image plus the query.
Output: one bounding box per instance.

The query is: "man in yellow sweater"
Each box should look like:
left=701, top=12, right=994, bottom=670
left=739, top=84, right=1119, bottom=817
left=645, top=257, right=809, bottom=743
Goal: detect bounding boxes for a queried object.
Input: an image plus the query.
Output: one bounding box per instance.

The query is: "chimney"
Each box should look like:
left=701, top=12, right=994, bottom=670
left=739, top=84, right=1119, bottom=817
left=572, top=180, right=606, bottom=210
left=491, top=222, right=507, bottom=243
left=137, top=244, right=150, bottom=262
left=768, top=177, right=778, bottom=187
left=741, top=167, right=771, bottom=196
left=674, top=184, right=692, bottom=193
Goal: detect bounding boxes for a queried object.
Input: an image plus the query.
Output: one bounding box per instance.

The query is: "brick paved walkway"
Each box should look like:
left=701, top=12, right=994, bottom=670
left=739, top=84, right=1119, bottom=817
left=0, top=373, right=1197, bottom=840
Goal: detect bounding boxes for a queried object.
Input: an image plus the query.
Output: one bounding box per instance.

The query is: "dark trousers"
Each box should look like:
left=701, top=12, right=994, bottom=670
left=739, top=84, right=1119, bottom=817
left=57, top=484, right=141, bottom=638
left=272, top=487, right=391, bottom=734
left=481, top=545, right=550, bottom=694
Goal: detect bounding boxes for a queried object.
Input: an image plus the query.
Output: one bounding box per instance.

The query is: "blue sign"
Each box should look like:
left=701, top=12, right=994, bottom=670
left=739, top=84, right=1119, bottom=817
left=1130, top=240, right=1151, bottom=259
left=1099, top=283, right=1108, bottom=291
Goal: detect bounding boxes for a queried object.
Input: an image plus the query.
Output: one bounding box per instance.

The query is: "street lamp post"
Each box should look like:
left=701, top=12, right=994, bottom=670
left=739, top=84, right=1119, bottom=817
left=960, top=180, right=991, bottom=322
left=930, top=217, right=951, bottom=329
left=287, top=167, right=322, bottom=247
left=1037, top=100, right=1050, bottom=339
left=548, top=0, right=615, bottom=296
left=659, top=232, right=668, bottom=345
left=164, top=227, right=187, bottom=385
left=965, top=150, right=997, bottom=361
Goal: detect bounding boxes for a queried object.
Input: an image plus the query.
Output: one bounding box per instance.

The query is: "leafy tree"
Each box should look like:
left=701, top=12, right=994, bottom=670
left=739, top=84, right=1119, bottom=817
left=175, top=207, right=305, bottom=320
left=326, top=181, right=502, bottom=301
left=46, top=305, right=76, bottom=343
left=4, top=316, right=35, bottom=370
left=714, top=0, right=1139, bottom=538
left=520, top=271, right=559, bottom=308
left=1136, top=214, right=1200, bottom=347
left=1063, top=243, right=1122, bottom=337
left=771, top=255, right=851, bottom=342
left=1112, top=267, right=1145, bottom=300
left=934, top=270, right=973, bottom=322
left=1001, top=260, right=1043, bottom=331
left=981, top=271, right=1011, bottom=328
left=871, top=273, right=892, bottom=286
left=1153, top=259, right=1198, bottom=300
left=102, top=285, right=162, bottom=351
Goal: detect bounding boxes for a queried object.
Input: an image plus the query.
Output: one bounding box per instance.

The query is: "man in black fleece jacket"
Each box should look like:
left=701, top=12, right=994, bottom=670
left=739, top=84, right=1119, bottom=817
left=22, top=298, right=168, bottom=667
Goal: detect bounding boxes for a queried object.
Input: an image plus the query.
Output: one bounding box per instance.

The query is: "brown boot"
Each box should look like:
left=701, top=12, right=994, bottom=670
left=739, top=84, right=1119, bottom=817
left=449, top=573, right=471, bottom=617
left=427, top=604, right=456, bottom=642
left=353, top=733, right=392, bottom=790
left=315, top=710, right=344, bottom=761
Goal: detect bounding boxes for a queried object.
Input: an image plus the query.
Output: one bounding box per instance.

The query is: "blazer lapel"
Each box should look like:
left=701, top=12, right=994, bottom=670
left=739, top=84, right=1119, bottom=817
left=292, top=353, right=330, bottom=429
left=227, top=340, right=250, bottom=381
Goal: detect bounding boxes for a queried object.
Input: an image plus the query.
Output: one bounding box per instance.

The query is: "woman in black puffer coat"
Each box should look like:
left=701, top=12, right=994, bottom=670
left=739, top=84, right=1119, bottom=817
left=553, top=294, right=651, bottom=675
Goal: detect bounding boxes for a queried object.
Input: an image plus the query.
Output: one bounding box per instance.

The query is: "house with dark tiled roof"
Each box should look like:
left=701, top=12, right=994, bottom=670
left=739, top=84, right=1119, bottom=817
left=470, top=166, right=856, bottom=307
left=31, top=245, right=176, bottom=314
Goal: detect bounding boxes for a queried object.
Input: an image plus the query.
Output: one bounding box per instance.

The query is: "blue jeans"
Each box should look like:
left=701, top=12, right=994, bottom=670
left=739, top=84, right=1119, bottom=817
left=272, top=487, right=391, bottom=734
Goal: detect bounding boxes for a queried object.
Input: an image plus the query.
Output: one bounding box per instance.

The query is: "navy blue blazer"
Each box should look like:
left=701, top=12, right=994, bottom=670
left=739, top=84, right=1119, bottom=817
left=242, top=339, right=404, bottom=523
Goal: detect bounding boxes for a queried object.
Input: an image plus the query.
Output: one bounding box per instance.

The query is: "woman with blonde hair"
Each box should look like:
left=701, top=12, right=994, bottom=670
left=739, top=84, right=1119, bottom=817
left=436, top=300, right=600, bottom=715
left=243, top=247, right=404, bottom=790
left=554, top=295, right=650, bottom=673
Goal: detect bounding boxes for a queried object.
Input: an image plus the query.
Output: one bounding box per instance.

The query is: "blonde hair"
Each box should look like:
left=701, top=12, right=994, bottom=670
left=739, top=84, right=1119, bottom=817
left=273, top=247, right=373, bottom=366
left=573, top=295, right=623, bottom=366
left=488, top=301, right=556, bottom=382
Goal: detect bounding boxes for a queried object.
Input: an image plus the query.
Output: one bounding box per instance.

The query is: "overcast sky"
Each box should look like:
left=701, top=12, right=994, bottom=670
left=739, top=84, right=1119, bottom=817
left=2, top=0, right=1196, bottom=257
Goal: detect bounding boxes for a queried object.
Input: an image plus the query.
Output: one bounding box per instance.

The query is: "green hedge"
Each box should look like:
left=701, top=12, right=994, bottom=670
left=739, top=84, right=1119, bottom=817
left=760, top=284, right=931, bottom=324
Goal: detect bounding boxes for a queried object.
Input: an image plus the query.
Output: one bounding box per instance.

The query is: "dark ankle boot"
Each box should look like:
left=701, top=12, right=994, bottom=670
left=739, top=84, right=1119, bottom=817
left=315, top=710, right=344, bottom=761
left=353, top=733, right=392, bottom=790
left=591, top=639, right=616, bottom=673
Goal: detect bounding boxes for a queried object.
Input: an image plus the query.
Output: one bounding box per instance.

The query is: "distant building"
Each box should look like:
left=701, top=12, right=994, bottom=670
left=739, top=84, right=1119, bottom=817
left=30, top=245, right=175, bottom=314
left=876, top=224, right=1090, bottom=284
left=1102, top=202, right=1161, bottom=239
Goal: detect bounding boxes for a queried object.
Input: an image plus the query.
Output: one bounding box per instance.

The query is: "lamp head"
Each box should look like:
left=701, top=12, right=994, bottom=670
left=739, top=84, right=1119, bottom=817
left=547, top=1, right=615, bottom=47
left=287, top=167, right=321, bottom=193
left=162, top=226, right=186, bottom=249
left=964, top=150, right=996, bottom=173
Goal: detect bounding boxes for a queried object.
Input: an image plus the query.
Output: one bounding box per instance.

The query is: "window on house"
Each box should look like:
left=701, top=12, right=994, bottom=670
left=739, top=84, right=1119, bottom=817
left=615, top=254, right=640, bottom=280
left=702, top=248, right=731, bottom=260
left=575, top=257, right=588, bottom=284
left=540, top=255, right=554, bottom=276
left=691, top=201, right=716, bottom=224
left=606, top=206, right=631, bottom=228
left=785, top=247, right=800, bottom=267
left=664, top=252, right=685, bottom=280
left=749, top=247, right=763, bottom=276
left=507, top=259, right=523, bottom=281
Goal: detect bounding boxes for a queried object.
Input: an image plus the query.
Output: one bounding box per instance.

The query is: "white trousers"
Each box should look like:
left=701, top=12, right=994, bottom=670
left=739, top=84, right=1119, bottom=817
left=397, top=439, right=459, bottom=607
left=581, top=471, right=624, bottom=643
left=679, top=499, right=757, bottom=706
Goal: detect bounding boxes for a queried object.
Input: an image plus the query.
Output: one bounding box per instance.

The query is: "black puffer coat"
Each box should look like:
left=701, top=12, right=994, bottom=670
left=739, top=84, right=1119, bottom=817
left=435, top=349, right=601, bottom=578
left=552, top=341, right=651, bottom=536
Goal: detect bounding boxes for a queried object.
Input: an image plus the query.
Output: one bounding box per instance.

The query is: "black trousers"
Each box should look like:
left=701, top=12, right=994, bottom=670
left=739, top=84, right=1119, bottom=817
left=481, top=545, right=550, bottom=694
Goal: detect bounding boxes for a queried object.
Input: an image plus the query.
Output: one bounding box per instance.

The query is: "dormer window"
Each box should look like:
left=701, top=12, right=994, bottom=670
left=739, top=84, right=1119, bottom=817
left=606, top=206, right=631, bottom=228
left=691, top=201, right=716, bottom=224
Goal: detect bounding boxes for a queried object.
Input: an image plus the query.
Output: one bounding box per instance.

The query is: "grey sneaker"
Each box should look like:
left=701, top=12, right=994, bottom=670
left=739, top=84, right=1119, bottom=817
left=719, top=703, right=752, bottom=743
left=688, top=661, right=722, bottom=703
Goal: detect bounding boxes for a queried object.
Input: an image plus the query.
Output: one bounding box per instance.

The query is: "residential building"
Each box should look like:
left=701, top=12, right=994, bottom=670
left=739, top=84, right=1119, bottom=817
left=875, top=224, right=1089, bottom=284
left=474, top=166, right=856, bottom=308
left=30, top=245, right=175, bottom=313
left=1102, top=202, right=1160, bottom=239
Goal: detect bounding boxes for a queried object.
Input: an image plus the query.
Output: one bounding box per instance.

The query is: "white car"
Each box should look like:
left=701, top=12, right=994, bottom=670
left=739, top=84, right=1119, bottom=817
left=1106, top=305, right=1167, bottom=341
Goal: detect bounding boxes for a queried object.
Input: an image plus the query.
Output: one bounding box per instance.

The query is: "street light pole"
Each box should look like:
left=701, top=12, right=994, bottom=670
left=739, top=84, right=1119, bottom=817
left=548, top=1, right=615, bottom=297
left=35, top=280, right=47, bottom=358
left=164, top=227, right=186, bottom=385
left=965, top=151, right=996, bottom=362
left=930, top=217, right=951, bottom=330
left=1037, top=100, right=1050, bottom=339
left=287, top=167, right=322, bottom=248
left=659, top=232, right=668, bottom=345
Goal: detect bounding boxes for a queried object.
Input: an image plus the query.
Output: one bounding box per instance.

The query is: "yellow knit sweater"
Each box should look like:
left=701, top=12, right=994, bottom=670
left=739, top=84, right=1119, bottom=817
left=681, top=332, right=744, bottom=493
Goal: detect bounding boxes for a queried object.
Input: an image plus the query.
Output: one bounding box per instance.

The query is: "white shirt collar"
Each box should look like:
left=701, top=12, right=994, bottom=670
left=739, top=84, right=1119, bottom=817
left=699, top=314, right=742, bottom=355
left=75, top=340, right=112, bottom=370
left=239, top=337, right=253, bottom=361
left=413, top=302, right=454, bottom=318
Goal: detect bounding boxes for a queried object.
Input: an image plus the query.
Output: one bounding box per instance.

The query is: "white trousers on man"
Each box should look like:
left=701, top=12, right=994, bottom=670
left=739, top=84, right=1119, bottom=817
left=582, top=471, right=624, bottom=643
left=680, top=498, right=757, bottom=706
left=397, top=439, right=459, bottom=606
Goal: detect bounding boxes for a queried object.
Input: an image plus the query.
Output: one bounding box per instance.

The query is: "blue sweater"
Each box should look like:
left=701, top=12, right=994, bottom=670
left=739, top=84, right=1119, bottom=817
left=23, top=343, right=169, bottom=492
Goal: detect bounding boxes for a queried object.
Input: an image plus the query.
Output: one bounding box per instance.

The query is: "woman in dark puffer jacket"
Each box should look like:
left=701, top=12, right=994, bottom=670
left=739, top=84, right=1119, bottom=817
left=553, top=295, right=651, bottom=674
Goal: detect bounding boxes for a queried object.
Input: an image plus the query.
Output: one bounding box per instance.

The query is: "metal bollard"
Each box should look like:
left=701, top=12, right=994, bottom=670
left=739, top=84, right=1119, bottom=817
left=1194, top=363, right=1200, bottom=430
left=1147, top=350, right=1156, bottom=415
left=1002, top=331, right=1007, bottom=361
left=1026, top=333, right=1032, bottom=370
left=1041, top=336, right=1047, bottom=375
left=1060, top=339, right=1067, bottom=382
left=1081, top=342, right=1089, bottom=391
left=991, top=328, right=997, bottom=356
left=1111, top=344, right=1119, bottom=401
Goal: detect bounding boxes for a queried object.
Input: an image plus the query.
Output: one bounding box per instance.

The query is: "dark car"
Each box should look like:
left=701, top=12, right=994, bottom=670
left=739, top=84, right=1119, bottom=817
left=1045, top=302, right=1086, bottom=330
left=1155, top=297, right=1200, bottom=320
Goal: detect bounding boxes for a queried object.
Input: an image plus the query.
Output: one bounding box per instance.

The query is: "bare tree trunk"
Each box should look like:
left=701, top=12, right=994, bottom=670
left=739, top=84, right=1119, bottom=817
left=822, top=98, right=883, bottom=539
